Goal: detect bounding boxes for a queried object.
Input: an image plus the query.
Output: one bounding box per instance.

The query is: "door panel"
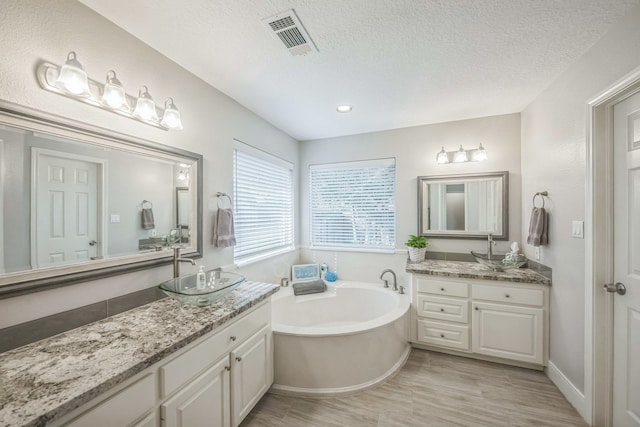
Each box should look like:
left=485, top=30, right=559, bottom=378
left=613, top=91, right=640, bottom=426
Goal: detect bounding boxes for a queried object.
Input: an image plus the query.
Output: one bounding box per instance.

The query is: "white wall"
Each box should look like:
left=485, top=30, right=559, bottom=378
left=521, top=4, right=640, bottom=395
left=299, top=113, right=521, bottom=286
left=0, top=0, right=299, bottom=329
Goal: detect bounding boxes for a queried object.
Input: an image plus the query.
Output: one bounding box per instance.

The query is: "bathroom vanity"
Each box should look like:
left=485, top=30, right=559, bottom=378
left=407, top=259, right=551, bottom=369
left=0, top=281, right=279, bottom=427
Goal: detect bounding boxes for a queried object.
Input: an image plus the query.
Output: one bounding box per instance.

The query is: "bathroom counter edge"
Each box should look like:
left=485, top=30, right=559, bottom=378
left=406, top=260, right=551, bottom=286
left=0, top=280, right=279, bottom=427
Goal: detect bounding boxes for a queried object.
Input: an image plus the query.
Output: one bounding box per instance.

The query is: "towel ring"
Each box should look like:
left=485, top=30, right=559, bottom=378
left=216, top=192, right=233, bottom=209
left=142, top=200, right=153, bottom=209
left=533, top=191, right=548, bottom=209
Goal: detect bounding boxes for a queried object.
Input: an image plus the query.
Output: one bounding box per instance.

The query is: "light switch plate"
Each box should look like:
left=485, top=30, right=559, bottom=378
left=110, top=214, right=120, bottom=224
left=572, top=220, right=584, bottom=238
left=534, top=246, right=540, bottom=260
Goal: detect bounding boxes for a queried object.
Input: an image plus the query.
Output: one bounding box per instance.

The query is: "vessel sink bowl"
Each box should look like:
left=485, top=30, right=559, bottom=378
left=159, top=271, right=245, bottom=306
left=470, top=251, right=528, bottom=272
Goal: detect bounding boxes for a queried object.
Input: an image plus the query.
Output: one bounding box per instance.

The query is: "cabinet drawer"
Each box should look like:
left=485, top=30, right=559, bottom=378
left=66, top=374, right=155, bottom=427
left=417, top=278, right=468, bottom=298
left=472, top=284, right=543, bottom=306
left=416, top=295, right=469, bottom=324
left=416, top=319, right=470, bottom=351
left=159, top=302, right=269, bottom=398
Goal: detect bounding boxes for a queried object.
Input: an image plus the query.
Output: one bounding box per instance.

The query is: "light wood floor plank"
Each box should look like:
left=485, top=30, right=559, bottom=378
left=240, top=349, right=587, bottom=427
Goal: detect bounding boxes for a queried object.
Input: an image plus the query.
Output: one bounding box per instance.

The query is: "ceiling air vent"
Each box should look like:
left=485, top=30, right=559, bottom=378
left=263, top=9, right=318, bottom=56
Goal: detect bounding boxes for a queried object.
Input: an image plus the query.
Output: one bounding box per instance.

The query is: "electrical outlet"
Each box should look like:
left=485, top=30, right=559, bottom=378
left=534, top=246, right=541, bottom=260
left=150, top=229, right=157, bottom=237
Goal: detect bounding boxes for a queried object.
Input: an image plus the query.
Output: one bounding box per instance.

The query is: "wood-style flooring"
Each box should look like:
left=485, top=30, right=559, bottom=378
left=240, top=349, right=587, bottom=427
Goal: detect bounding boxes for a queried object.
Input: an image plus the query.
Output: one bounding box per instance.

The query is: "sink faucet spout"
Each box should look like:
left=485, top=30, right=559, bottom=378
left=379, top=269, right=398, bottom=291
left=487, top=234, right=496, bottom=259
left=173, top=246, right=196, bottom=278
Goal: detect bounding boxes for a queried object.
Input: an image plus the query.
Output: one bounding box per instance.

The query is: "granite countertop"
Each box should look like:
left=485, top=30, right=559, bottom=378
left=0, top=280, right=279, bottom=427
left=406, top=259, right=551, bottom=286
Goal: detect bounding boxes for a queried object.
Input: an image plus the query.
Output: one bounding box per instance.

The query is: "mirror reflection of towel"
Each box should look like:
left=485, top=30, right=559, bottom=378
left=526, top=207, right=548, bottom=247
left=141, top=208, right=155, bottom=230
left=212, top=208, right=236, bottom=248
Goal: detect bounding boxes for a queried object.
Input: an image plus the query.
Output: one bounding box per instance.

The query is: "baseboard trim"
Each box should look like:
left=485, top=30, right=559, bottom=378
left=546, top=361, right=589, bottom=423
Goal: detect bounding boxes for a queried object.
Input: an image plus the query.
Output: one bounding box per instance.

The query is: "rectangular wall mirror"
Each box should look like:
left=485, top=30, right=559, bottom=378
left=0, top=102, right=203, bottom=297
left=418, top=171, right=508, bottom=239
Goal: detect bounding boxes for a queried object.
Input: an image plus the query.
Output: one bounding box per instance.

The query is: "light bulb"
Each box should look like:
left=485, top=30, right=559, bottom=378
left=453, top=145, right=468, bottom=163
left=436, top=147, right=449, bottom=164
left=474, top=143, right=488, bottom=161
left=101, top=70, right=127, bottom=109
left=160, top=98, right=183, bottom=130
left=133, top=86, right=158, bottom=121
left=55, top=51, right=91, bottom=97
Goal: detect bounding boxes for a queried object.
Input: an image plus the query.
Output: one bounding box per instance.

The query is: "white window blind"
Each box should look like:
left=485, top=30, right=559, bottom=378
left=233, top=147, right=294, bottom=264
left=310, top=158, right=396, bottom=250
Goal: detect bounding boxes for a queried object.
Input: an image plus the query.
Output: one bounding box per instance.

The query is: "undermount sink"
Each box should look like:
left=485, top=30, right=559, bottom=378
left=470, top=250, right=528, bottom=272
left=159, top=270, right=246, bottom=306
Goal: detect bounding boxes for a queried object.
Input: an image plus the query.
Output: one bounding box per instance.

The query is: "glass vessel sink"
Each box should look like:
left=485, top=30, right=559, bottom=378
left=470, top=251, right=528, bottom=272
left=159, top=270, right=246, bottom=306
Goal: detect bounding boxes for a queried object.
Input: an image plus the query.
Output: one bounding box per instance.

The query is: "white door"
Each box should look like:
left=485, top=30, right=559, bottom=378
left=612, top=90, right=640, bottom=426
left=33, top=150, right=99, bottom=267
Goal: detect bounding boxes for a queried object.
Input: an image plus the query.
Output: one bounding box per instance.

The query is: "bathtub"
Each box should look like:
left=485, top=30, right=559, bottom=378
left=270, top=281, right=410, bottom=396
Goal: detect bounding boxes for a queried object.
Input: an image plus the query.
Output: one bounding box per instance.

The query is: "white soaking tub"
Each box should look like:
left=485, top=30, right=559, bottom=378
left=270, top=281, right=410, bottom=396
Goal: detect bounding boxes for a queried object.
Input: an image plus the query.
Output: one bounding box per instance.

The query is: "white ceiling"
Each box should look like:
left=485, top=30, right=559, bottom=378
left=79, top=0, right=639, bottom=141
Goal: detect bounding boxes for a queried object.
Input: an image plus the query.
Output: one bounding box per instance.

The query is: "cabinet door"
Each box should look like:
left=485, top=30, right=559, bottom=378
left=231, top=326, right=271, bottom=427
left=472, top=302, right=543, bottom=364
left=132, top=412, right=157, bottom=427
left=161, top=356, right=231, bottom=427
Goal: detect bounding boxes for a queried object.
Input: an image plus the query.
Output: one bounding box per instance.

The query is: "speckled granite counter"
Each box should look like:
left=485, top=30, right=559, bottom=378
left=406, top=260, right=551, bottom=286
left=0, top=280, right=279, bottom=427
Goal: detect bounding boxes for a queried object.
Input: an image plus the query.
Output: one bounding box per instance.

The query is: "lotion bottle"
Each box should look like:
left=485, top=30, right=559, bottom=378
left=197, top=265, right=206, bottom=290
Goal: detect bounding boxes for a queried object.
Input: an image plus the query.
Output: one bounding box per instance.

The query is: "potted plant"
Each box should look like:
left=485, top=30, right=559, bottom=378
left=406, top=235, right=428, bottom=262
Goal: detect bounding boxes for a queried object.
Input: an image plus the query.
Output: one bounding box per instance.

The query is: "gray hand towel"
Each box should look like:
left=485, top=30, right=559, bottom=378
left=141, top=208, right=155, bottom=230
left=293, top=279, right=327, bottom=296
left=212, top=208, right=236, bottom=248
left=526, top=207, right=548, bottom=247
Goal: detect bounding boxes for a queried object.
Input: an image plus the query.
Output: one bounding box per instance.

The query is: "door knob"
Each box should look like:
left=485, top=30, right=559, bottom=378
left=603, top=282, right=626, bottom=295
left=89, top=240, right=97, bottom=246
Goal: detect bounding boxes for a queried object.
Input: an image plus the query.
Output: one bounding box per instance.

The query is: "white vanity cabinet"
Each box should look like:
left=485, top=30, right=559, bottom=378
left=58, top=301, right=272, bottom=427
left=412, top=274, right=549, bottom=368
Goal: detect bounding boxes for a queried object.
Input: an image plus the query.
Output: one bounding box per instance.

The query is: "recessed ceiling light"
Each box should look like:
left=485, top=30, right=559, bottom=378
left=336, top=105, right=352, bottom=113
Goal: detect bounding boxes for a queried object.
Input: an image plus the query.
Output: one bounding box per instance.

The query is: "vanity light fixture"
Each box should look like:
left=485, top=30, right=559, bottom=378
left=436, top=143, right=488, bottom=164
left=336, top=105, right=353, bottom=113
left=36, top=51, right=183, bottom=131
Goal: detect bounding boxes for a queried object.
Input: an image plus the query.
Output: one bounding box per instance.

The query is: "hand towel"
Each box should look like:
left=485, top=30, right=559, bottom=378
left=141, top=208, right=155, bottom=230
left=526, top=207, right=548, bottom=247
left=293, top=279, right=326, bottom=296
left=212, top=208, right=236, bottom=248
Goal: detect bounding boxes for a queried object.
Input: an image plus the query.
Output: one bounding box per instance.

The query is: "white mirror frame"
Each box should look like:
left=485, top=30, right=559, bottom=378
left=0, top=101, right=203, bottom=298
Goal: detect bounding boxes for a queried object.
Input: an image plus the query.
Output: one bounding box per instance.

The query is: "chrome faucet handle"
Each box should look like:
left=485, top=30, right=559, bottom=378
left=382, top=279, right=389, bottom=288
left=399, top=286, right=406, bottom=294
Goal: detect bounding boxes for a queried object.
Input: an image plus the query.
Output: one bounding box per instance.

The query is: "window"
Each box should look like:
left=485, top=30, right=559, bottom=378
left=233, top=146, right=294, bottom=265
left=310, top=158, right=396, bottom=251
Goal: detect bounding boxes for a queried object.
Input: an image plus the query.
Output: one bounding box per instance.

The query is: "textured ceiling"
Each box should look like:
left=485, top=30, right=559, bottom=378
left=79, top=0, right=639, bottom=141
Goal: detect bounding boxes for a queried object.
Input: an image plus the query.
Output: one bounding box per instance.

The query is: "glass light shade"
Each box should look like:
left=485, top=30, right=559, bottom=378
left=160, top=98, right=183, bottom=130
left=55, top=51, right=91, bottom=97
left=436, top=147, right=449, bottom=164
left=474, top=143, right=488, bottom=161
left=177, top=170, right=189, bottom=181
left=133, top=86, right=158, bottom=121
left=101, top=70, right=127, bottom=109
left=453, top=145, right=468, bottom=163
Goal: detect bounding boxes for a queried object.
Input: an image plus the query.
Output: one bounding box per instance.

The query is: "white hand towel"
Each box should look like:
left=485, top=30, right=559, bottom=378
left=212, top=208, right=236, bottom=248
left=526, top=207, right=548, bottom=247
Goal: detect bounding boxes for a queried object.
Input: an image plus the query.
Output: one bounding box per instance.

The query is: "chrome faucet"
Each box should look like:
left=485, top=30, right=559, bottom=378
left=487, top=233, right=496, bottom=259
left=380, top=269, right=398, bottom=291
left=173, top=246, right=196, bottom=278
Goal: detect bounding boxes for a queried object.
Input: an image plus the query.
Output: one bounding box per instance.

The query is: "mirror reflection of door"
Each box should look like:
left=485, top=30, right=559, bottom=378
left=31, top=148, right=104, bottom=268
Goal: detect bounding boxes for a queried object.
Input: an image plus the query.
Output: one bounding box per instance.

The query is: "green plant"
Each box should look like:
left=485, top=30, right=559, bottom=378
left=406, top=235, right=427, bottom=248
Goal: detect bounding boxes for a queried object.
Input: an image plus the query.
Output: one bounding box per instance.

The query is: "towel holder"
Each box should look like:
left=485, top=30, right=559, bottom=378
left=216, top=192, right=233, bottom=209
left=533, top=191, right=548, bottom=208
left=142, top=200, right=153, bottom=209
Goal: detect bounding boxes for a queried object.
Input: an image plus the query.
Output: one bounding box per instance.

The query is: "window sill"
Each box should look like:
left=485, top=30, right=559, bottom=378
left=233, top=246, right=297, bottom=268
left=303, top=245, right=404, bottom=255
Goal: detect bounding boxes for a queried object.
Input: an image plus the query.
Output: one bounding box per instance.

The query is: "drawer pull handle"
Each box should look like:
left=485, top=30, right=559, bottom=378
left=440, top=287, right=445, bottom=291
left=235, top=356, right=242, bottom=362
left=440, top=308, right=444, bottom=312
left=225, top=366, right=231, bottom=371
left=230, top=336, right=237, bottom=341
left=505, top=294, right=510, bottom=298
left=440, top=334, right=445, bottom=338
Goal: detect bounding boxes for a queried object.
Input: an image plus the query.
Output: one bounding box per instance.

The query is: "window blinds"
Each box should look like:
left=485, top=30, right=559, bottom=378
left=310, top=158, right=396, bottom=250
left=233, top=148, right=294, bottom=264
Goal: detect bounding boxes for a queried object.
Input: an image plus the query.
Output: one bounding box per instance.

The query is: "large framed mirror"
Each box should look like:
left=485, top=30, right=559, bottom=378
left=0, top=101, right=203, bottom=297
left=418, top=171, right=508, bottom=239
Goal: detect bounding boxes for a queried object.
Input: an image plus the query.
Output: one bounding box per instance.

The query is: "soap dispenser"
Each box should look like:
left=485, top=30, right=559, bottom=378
left=196, top=265, right=206, bottom=290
